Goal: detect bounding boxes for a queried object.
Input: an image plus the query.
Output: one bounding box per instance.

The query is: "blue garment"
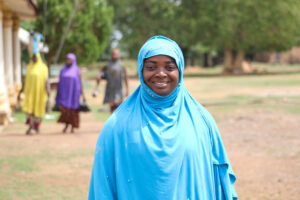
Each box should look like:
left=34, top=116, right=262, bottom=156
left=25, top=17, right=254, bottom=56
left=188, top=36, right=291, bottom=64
left=32, top=33, right=44, bottom=54
left=89, top=36, right=237, bottom=200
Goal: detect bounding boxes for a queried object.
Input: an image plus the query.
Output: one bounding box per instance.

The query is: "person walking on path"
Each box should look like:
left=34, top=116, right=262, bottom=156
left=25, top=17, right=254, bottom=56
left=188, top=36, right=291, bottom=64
left=56, top=53, right=85, bottom=133
left=93, top=48, right=129, bottom=113
left=20, top=53, right=49, bottom=135
left=88, top=36, right=237, bottom=199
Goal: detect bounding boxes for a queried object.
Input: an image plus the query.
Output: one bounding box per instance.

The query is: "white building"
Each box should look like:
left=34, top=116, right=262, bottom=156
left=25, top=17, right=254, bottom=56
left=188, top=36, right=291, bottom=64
left=0, top=0, right=37, bottom=124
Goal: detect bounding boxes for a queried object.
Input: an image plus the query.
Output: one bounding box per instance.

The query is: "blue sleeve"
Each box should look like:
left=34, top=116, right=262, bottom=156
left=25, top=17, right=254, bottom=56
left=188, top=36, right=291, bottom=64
left=88, top=118, right=117, bottom=200
left=200, top=106, right=238, bottom=200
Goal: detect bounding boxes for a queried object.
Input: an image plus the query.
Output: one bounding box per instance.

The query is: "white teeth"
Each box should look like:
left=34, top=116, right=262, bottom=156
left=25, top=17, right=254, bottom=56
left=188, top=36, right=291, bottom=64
left=152, top=81, right=168, bottom=83
left=153, top=82, right=168, bottom=87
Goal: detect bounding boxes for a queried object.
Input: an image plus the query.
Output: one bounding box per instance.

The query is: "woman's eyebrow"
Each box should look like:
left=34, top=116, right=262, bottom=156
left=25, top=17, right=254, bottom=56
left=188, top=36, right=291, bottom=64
left=166, top=60, right=176, bottom=64
left=144, top=60, right=175, bottom=64
left=144, top=60, right=157, bottom=63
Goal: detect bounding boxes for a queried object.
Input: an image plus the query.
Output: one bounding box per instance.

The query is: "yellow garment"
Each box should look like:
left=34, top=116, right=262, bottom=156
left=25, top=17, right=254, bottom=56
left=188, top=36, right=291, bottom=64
left=22, top=54, right=48, bottom=117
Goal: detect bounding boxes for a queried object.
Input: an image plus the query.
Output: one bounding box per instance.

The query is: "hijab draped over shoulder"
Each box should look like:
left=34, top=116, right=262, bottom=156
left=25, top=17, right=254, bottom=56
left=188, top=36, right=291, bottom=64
left=56, top=53, right=81, bottom=109
left=89, top=36, right=237, bottom=200
left=22, top=53, right=48, bottom=117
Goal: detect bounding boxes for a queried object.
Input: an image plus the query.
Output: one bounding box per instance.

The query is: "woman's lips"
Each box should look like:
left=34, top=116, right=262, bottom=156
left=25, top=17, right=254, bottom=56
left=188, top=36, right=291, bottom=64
left=152, top=81, right=168, bottom=88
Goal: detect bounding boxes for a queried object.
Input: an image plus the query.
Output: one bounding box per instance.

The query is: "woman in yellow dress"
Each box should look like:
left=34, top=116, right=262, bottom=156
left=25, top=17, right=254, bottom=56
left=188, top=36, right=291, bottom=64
left=20, top=53, right=49, bottom=135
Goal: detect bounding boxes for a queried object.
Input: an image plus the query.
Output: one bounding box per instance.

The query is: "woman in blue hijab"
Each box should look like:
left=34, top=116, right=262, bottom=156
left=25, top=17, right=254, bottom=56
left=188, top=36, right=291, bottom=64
left=89, top=36, right=237, bottom=200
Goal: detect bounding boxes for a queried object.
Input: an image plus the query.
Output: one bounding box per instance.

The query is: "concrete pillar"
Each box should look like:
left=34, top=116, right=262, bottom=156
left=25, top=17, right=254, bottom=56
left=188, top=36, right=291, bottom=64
left=13, top=16, right=22, bottom=93
left=0, top=4, right=11, bottom=125
left=3, top=10, right=15, bottom=109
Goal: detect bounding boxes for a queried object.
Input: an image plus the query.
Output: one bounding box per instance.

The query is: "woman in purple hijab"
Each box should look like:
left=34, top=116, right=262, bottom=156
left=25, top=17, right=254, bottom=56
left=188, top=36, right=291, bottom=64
left=56, top=53, right=85, bottom=133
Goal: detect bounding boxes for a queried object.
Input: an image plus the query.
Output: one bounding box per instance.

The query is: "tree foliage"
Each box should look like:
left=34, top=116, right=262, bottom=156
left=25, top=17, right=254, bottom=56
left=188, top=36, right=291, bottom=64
left=108, top=0, right=187, bottom=57
left=184, top=0, right=300, bottom=51
left=33, top=0, right=113, bottom=64
left=109, top=0, right=300, bottom=71
left=21, top=0, right=300, bottom=70
left=181, top=0, right=300, bottom=71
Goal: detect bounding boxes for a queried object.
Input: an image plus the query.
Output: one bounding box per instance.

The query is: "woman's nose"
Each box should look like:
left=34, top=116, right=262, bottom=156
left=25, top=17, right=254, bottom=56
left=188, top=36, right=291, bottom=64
left=156, top=69, right=167, bottom=78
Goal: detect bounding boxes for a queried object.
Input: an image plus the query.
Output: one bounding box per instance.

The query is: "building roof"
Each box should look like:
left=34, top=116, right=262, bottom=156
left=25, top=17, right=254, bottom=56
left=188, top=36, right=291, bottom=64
left=3, top=0, right=38, bottom=20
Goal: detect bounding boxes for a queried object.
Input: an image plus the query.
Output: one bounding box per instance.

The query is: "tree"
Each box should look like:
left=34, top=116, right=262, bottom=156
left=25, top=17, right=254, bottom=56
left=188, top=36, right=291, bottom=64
left=181, top=0, right=300, bottom=73
left=32, top=0, right=113, bottom=64
left=108, top=0, right=187, bottom=58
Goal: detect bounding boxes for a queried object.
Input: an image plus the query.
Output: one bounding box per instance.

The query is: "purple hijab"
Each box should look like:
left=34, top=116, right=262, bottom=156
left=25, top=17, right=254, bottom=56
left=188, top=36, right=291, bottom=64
left=56, top=53, right=81, bottom=109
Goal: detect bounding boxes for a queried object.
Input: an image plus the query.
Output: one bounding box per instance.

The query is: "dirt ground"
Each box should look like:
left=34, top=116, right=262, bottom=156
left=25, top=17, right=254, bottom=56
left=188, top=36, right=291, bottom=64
left=0, top=75, right=300, bottom=199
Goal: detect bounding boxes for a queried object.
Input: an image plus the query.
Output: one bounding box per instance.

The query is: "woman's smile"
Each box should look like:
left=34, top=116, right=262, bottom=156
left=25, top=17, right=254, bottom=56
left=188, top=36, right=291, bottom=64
left=152, top=81, right=168, bottom=87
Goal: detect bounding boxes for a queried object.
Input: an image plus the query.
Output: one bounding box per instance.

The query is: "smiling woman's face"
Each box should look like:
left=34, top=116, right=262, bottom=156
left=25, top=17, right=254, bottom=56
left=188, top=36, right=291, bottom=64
left=142, top=55, right=179, bottom=96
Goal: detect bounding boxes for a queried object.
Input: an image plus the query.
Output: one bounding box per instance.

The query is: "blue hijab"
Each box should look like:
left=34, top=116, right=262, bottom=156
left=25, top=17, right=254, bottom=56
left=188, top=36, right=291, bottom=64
left=89, top=36, right=237, bottom=200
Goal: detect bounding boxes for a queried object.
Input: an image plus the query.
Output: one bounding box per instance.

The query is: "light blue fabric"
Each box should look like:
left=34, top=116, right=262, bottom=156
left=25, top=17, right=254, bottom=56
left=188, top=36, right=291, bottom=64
left=32, top=33, right=44, bottom=54
left=89, top=36, right=237, bottom=200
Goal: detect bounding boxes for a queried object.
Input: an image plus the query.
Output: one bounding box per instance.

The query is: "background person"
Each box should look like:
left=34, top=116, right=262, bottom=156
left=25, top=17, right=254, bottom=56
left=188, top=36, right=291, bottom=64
left=92, top=48, right=129, bottom=113
left=20, top=53, right=49, bottom=135
left=55, top=53, right=85, bottom=133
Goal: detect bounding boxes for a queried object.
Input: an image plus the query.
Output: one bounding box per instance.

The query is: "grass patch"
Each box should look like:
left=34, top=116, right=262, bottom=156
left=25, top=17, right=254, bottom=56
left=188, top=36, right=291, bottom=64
left=255, top=63, right=300, bottom=72
left=0, top=148, right=93, bottom=200
left=2, top=155, right=39, bottom=173
left=0, top=179, right=86, bottom=200
left=183, top=63, right=300, bottom=78
left=206, top=101, right=300, bottom=115
left=219, top=76, right=300, bottom=87
left=90, top=105, right=110, bottom=122
left=52, top=148, right=94, bottom=162
left=0, top=147, right=94, bottom=175
left=0, top=180, right=47, bottom=200
left=200, top=95, right=263, bottom=105
left=0, top=159, right=3, bottom=171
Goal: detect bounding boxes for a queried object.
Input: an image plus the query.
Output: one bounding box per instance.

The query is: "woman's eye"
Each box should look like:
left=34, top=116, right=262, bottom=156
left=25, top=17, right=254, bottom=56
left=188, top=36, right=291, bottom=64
left=145, top=65, right=156, bottom=70
left=166, top=65, right=176, bottom=71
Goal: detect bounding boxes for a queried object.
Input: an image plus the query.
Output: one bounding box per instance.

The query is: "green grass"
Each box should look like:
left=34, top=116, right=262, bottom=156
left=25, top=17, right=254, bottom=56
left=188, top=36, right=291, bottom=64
left=1, top=154, right=39, bottom=174
left=199, top=95, right=263, bottom=105
left=255, top=63, right=300, bottom=72
left=213, top=75, right=300, bottom=87
left=0, top=147, right=93, bottom=200
left=0, top=159, right=3, bottom=171
left=0, top=179, right=87, bottom=200
left=5, top=155, right=39, bottom=172
left=0, top=148, right=94, bottom=173
left=0, top=180, right=47, bottom=200
left=207, top=100, right=300, bottom=115
left=184, top=63, right=300, bottom=78
left=90, top=105, right=110, bottom=122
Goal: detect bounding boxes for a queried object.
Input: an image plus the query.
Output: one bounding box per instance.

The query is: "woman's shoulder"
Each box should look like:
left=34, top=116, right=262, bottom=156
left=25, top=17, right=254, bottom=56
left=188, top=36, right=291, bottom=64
left=185, top=91, right=216, bottom=127
left=98, top=108, right=132, bottom=143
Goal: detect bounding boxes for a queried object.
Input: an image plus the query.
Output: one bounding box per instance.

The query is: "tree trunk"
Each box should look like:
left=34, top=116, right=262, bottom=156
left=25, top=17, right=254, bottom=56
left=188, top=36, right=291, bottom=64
left=203, top=53, right=209, bottom=68
left=190, top=56, right=195, bottom=66
left=233, top=49, right=245, bottom=73
left=223, top=48, right=233, bottom=74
